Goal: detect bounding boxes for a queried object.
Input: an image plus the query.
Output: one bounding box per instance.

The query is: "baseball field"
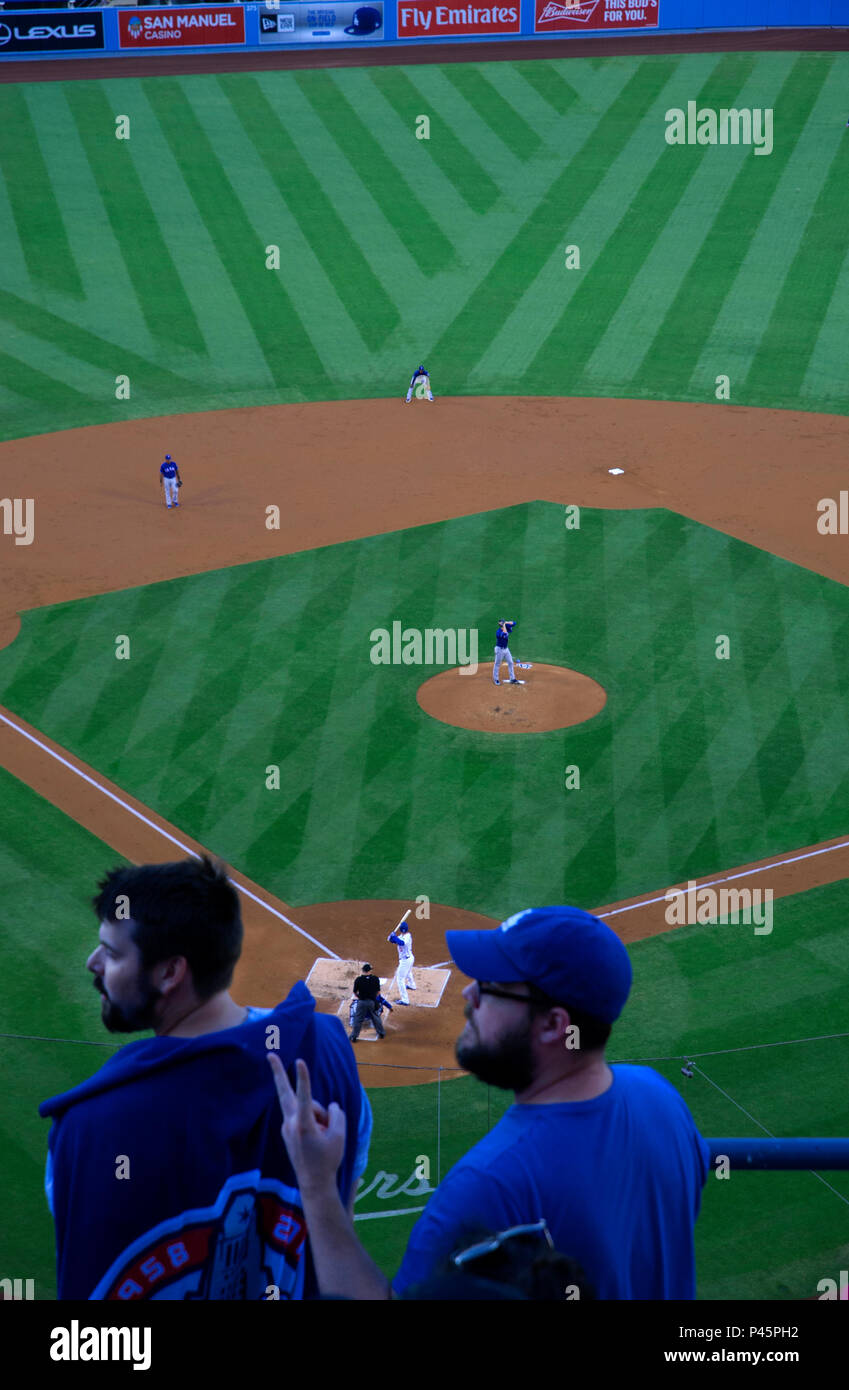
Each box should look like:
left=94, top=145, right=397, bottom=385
left=1, top=40, right=849, bottom=1301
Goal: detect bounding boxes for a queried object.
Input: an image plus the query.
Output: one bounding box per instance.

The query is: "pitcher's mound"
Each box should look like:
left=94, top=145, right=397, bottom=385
left=417, top=663, right=607, bottom=734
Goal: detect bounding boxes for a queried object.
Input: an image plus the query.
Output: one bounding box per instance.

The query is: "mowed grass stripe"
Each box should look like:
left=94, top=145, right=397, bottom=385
left=62, top=84, right=206, bottom=357
left=431, top=59, right=676, bottom=379
left=513, top=60, right=580, bottom=117
left=0, top=350, right=99, bottom=408
left=632, top=53, right=828, bottom=399
left=467, top=56, right=713, bottom=384
left=686, top=56, right=843, bottom=404
left=220, top=75, right=399, bottom=351
left=744, top=94, right=849, bottom=404
left=146, top=79, right=325, bottom=392
left=294, top=70, right=455, bottom=273
left=0, top=288, right=194, bottom=398
left=530, top=52, right=759, bottom=386
left=441, top=65, right=542, bottom=161
left=0, top=86, right=84, bottom=300
left=368, top=68, right=500, bottom=216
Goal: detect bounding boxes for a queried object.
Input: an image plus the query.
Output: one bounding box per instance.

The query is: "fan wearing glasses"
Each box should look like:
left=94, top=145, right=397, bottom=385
left=269, top=906, right=710, bottom=1300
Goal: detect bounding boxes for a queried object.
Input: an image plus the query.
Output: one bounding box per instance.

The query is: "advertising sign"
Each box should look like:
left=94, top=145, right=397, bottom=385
left=397, top=3, right=520, bottom=37
left=118, top=7, right=246, bottom=50
left=0, top=12, right=104, bottom=53
left=258, top=3, right=384, bottom=43
left=535, top=0, right=659, bottom=32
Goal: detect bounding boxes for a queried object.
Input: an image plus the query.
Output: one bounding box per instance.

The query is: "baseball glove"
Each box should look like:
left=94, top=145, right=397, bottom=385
left=177, top=481, right=183, bottom=489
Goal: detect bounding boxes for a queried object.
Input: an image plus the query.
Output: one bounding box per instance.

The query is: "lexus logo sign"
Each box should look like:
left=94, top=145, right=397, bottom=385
left=0, top=15, right=104, bottom=50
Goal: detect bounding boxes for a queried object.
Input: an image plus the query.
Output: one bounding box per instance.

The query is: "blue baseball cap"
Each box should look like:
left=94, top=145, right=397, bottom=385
left=445, top=906, right=632, bottom=1023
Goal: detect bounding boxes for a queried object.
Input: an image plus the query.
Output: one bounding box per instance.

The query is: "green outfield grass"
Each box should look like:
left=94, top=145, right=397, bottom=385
left=2, top=502, right=848, bottom=915
left=2, top=756, right=846, bottom=1301
left=3, top=47, right=849, bottom=1305
left=0, top=51, right=847, bottom=442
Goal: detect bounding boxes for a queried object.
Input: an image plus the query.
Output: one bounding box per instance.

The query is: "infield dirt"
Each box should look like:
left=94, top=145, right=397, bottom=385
left=2, top=394, right=849, bottom=1080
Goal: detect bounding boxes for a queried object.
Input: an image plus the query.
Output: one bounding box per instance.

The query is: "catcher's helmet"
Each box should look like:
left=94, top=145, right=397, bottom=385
left=344, top=5, right=382, bottom=35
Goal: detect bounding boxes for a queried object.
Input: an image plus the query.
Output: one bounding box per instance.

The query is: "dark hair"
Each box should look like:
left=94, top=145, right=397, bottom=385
left=93, top=856, right=243, bottom=1001
left=362, top=964, right=372, bottom=972
left=524, top=984, right=611, bottom=1051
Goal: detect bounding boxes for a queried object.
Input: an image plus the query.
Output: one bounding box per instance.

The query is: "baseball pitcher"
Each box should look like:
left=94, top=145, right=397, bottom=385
left=493, top=620, right=521, bottom=686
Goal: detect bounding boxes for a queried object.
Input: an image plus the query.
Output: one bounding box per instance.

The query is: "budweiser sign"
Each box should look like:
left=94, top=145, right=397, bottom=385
left=535, top=0, right=658, bottom=31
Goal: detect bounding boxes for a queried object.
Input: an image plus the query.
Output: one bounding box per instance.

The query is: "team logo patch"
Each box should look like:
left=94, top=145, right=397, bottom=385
left=90, top=1172, right=307, bottom=1301
left=500, top=909, right=532, bottom=932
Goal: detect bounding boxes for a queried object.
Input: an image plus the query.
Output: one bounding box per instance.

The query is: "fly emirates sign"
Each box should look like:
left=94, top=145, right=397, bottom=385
left=397, top=2, right=520, bottom=36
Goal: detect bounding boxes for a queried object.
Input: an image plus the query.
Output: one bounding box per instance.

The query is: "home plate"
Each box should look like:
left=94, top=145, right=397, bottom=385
left=306, top=958, right=390, bottom=1042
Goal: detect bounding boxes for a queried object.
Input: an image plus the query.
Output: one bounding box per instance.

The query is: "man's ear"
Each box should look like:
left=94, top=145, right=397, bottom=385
left=536, top=1006, right=573, bottom=1047
left=153, top=956, right=189, bottom=995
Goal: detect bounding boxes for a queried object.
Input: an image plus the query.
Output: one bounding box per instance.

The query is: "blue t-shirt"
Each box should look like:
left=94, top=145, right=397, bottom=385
left=160, top=459, right=178, bottom=478
left=495, top=622, right=515, bottom=649
left=393, top=1065, right=710, bottom=1300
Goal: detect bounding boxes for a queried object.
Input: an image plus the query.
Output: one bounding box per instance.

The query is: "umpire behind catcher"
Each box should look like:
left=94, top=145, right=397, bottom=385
left=269, top=906, right=710, bottom=1300
left=39, top=855, right=372, bottom=1300
left=350, top=964, right=386, bottom=1042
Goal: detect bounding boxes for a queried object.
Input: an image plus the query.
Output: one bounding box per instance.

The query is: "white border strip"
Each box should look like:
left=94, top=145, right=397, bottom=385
left=0, top=708, right=339, bottom=960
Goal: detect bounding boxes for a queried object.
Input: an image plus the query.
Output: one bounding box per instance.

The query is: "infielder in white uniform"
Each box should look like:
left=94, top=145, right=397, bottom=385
left=387, top=914, right=417, bottom=1005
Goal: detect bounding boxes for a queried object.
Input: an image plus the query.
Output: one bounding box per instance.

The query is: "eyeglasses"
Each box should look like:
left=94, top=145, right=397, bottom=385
left=451, top=1220, right=555, bottom=1269
left=469, top=980, right=556, bottom=1009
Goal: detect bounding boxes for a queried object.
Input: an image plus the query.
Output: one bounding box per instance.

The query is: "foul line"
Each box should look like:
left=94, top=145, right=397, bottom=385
left=596, top=838, right=849, bottom=921
left=0, top=709, right=339, bottom=960
left=5, top=700, right=848, bottom=962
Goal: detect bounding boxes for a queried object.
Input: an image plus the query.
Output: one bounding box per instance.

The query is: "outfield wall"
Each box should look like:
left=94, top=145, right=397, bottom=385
left=0, top=3, right=845, bottom=64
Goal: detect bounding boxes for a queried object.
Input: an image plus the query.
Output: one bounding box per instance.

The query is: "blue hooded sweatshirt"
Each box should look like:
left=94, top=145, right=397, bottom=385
left=39, top=984, right=364, bottom=1301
